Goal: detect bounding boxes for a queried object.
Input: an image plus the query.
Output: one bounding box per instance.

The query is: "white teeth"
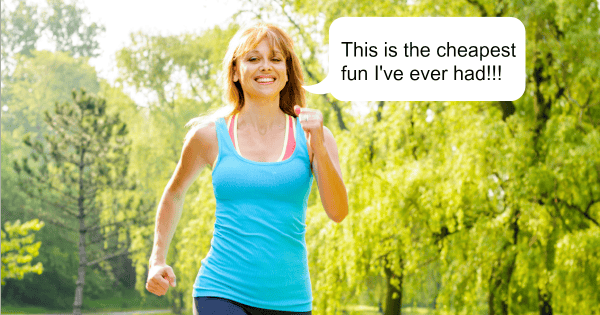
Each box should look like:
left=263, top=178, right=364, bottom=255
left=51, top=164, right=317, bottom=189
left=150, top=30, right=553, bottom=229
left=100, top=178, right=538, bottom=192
left=256, top=78, right=275, bottom=83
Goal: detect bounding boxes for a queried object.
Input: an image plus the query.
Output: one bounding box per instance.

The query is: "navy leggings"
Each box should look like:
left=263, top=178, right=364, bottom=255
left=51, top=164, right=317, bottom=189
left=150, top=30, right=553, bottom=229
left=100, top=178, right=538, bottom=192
left=194, top=297, right=312, bottom=315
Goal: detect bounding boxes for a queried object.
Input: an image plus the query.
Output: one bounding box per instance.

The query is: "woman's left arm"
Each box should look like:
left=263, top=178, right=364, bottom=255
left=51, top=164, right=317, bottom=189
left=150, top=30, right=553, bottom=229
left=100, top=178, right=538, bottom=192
left=295, top=106, right=348, bottom=223
left=312, top=126, right=349, bottom=223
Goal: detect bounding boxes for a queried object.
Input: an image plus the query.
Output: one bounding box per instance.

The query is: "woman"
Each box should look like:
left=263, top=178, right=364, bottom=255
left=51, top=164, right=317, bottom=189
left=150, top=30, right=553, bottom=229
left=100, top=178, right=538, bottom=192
left=145, top=23, right=348, bottom=314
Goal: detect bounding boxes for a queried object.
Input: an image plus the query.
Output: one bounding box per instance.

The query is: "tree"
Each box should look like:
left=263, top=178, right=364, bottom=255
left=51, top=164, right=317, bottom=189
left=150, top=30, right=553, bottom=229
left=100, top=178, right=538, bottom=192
left=1, top=219, right=45, bottom=285
left=1, top=50, right=100, bottom=144
left=43, top=0, right=105, bottom=58
left=109, top=1, right=600, bottom=314
left=1, top=0, right=104, bottom=82
left=115, top=25, right=238, bottom=314
left=12, top=89, right=136, bottom=315
left=268, top=0, right=600, bottom=314
left=1, top=0, right=42, bottom=79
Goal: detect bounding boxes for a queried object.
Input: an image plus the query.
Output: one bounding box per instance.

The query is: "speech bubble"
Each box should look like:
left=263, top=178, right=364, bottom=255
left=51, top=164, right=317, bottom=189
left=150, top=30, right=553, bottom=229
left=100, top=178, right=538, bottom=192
left=303, top=17, right=526, bottom=101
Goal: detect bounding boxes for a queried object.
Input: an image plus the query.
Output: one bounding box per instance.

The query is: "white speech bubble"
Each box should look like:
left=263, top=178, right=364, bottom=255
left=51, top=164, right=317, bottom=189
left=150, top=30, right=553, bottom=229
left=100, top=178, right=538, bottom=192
left=303, top=17, right=525, bottom=101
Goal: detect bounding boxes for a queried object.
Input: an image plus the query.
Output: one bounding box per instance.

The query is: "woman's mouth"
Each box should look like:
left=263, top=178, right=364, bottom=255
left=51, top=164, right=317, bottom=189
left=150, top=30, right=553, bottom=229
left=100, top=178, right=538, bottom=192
left=256, top=77, right=275, bottom=84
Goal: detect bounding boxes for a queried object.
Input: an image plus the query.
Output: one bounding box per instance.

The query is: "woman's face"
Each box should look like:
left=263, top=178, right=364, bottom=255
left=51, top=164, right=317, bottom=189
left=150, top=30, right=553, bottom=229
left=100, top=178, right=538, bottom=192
left=234, top=39, right=288, bottom=101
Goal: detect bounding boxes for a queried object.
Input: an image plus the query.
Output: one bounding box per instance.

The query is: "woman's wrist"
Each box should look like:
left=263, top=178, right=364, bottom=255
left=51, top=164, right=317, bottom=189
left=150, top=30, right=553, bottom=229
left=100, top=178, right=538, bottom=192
left=149, top=257, right=166, bottom=268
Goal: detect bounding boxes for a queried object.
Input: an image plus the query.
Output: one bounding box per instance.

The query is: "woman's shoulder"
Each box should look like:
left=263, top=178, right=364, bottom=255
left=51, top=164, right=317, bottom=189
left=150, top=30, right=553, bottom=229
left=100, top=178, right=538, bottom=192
left=185, top=120, right=218, bottom=147
left=183, top=121, right=219, bottom=168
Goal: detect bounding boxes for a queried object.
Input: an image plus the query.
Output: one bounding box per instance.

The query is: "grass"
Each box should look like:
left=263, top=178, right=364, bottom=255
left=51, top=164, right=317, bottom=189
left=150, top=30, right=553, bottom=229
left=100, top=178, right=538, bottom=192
left=1, top=289, right=170, bottom=314
left=342, top=305, right=449, bottom=315
left=2, top=304, right=441, bottom=315
left=0, top=305, right=173, bottom=315
left=0, top=305, right=67, bottom=314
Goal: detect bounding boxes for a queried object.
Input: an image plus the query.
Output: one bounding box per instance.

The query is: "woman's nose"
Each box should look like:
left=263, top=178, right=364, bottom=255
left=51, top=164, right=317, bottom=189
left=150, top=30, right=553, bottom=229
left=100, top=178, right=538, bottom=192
left=259, top=59, right=273, bottom=71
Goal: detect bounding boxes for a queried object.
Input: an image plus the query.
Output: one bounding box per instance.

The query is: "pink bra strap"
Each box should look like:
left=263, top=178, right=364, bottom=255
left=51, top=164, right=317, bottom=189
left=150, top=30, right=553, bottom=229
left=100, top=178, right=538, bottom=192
left=282, top=115, right=296, bottom=160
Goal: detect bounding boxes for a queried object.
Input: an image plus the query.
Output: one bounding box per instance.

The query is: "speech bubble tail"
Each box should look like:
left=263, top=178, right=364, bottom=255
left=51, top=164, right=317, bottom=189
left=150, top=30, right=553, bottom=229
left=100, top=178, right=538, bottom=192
left=303, top=78, right=330, bottom=95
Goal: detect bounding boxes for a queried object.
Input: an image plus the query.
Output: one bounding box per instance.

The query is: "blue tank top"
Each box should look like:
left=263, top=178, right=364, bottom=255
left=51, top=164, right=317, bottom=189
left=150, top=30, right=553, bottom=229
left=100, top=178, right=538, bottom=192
left=192, top=116, right=313, bottom=312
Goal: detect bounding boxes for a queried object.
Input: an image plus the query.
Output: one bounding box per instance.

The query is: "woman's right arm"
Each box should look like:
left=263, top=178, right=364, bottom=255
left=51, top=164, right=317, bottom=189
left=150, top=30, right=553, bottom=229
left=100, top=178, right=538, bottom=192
left=146, top=123, right=217, bottom=296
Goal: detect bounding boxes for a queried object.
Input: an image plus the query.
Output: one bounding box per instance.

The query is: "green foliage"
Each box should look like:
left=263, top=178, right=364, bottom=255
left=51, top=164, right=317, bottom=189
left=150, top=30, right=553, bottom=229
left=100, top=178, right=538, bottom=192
left=1, top=219, right=45, bottom=285
left=43, top=0, right=105, bottom=58
left=1, top=50, right=100, bottom=153
left=111, top=2, right=599, bottom=313
left=274, top=0, right=600, bottom=314
left=13, top=88, right=130, bottom=206
left=0, top=51, right=124, bottom=310
left=116, top=25, right=238, bottom=108
left=114, top=24, right=244, bottom=313
left=10, top=88, right=139, bottom=314
left=1, top=0, right=40, bottom=80
left=553, top=228, right=600, bottom=313
left=0, top=0, right=41, bottom=59
left=2, top=2, right=141, bottom=311
left=0, top=0, right=104, bottom=60
left=3, top=0, right=599, bottom=314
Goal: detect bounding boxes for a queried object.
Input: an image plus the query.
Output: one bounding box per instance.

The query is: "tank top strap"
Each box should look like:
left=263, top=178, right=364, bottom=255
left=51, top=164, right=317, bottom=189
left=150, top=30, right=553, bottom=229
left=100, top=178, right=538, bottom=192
left=215, top=117, right=237, bottom=158
left=293, top=115, right=311, bottom=166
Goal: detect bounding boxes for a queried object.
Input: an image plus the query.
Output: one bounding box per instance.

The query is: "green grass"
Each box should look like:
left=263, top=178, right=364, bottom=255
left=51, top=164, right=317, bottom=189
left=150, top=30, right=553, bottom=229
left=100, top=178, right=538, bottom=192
left=0, top=305, right=67, bottom=314
left=0, top=305, right=174, bottom=315
left=342, top=305, right=449, bottom=315
left=82, top=288, right=169, bottom=311
left=1, top=288, right=170, bottom=314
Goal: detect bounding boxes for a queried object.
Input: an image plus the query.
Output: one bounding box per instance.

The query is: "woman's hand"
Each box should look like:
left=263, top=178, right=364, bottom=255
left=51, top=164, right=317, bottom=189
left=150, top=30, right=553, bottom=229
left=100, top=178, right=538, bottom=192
left=146, top=264, right=176, bottom=296
left=294, top=105, right=326, bottom=155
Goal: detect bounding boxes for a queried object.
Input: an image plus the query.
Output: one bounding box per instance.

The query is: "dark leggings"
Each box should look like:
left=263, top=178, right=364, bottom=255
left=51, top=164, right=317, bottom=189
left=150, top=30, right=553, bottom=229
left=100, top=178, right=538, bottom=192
left=194, top=296, right=312, bottom=315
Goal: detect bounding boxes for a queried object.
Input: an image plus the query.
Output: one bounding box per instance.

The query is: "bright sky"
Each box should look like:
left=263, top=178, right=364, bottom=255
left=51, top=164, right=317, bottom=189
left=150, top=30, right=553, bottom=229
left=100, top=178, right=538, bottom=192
left=23, top=0, right=244, bottom=106
left=80, top=0, right=243, bottom=81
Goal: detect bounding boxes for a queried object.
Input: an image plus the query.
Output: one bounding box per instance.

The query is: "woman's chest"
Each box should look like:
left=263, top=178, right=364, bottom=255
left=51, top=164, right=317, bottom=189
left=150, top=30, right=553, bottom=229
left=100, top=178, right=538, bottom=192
left=236, top=130, right=286, bottom=163
left=212, top=156, right=312, bottom=202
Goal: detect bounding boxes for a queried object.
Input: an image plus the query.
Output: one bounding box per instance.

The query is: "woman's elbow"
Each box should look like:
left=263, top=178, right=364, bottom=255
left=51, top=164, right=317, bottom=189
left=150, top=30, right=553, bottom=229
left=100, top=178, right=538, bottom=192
left=328, top=206, right=348, bottom=223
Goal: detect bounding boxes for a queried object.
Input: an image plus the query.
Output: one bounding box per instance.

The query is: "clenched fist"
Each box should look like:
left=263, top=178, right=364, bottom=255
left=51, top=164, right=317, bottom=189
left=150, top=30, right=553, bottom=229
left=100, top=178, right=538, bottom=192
left=146, top=264, right=176, bottom=296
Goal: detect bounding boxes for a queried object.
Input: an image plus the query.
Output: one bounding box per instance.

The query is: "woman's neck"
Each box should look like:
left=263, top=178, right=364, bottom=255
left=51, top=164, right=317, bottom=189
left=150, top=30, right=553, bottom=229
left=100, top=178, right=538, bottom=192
left=238, top=95, right=285, bottom=132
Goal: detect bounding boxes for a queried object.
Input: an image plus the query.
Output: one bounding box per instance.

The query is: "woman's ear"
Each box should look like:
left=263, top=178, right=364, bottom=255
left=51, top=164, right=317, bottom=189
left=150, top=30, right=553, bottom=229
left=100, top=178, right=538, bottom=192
left=233, top=67, right=239, bottom=82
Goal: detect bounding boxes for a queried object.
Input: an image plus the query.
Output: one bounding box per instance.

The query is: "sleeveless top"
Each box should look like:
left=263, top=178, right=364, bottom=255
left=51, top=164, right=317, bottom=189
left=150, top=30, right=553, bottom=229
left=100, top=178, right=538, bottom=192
left=192, top=115, right=313, bottom=312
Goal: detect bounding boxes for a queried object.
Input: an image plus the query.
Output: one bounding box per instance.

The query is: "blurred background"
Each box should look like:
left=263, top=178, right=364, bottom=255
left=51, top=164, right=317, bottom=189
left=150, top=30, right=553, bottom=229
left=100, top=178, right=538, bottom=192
left=1, top=0, right=599, bottom=314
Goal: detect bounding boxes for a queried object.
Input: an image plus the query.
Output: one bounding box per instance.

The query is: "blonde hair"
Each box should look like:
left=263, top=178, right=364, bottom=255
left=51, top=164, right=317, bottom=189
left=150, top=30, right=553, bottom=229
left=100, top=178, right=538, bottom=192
left=222, top=22, right=305, bottom=117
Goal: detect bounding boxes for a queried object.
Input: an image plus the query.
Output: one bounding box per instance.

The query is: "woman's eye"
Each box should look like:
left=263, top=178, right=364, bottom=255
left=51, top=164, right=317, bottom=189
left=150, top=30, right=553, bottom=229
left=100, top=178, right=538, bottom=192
left=272, top=58, right=282, bottom=62
left=248, top=57, right=258, bottom=61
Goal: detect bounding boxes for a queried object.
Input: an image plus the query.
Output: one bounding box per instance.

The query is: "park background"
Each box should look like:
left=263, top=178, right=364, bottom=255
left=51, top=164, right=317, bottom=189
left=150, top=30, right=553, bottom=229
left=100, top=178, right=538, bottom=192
left=1, top=0, right=599, bottom=314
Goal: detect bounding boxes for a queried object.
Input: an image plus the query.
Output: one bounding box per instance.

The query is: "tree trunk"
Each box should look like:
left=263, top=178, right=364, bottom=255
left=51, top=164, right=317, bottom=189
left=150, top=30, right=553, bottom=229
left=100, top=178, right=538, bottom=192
left=432, top=281, right=439, bottom=310
left=538, top=288, right=553, bottom=315
left=537, top=229, right=556, bottom=315
left=384, top=257, right=403, bottom=315
left=488, top=266, right=497, bottom=315
left=73, top=148, right=87, bottom=315
left=488, top=253, right=516, bottom=315
left=536, top=224, right=557, bottom=315
left=488, top=208, right=519, bottom=315
left=73, top=214, right=87, bottom=315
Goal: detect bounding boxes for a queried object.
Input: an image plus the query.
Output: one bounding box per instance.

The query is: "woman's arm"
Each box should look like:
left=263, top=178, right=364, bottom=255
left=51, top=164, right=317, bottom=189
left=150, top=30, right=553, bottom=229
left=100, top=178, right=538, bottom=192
left=312, top=126, right=348, bottom=223
left=146, top=123, right=216, bottom=295
left=295, top=105, right=348, bottom=223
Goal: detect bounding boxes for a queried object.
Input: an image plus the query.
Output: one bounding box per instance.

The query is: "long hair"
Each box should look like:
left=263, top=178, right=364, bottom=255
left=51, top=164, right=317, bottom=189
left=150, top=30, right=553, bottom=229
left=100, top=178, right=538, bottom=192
left=222, top=23, right=305, bottom=117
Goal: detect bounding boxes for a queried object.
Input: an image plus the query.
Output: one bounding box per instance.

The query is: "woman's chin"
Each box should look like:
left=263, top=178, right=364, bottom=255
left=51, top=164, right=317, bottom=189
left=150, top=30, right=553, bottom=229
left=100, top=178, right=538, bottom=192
left=246, top=89, right=283, bottom=101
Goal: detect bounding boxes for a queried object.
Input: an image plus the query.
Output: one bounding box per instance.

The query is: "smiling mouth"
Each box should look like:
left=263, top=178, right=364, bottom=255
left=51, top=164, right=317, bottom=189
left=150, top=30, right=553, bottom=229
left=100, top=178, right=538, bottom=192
left=256, top=77, right=275, bottom=84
